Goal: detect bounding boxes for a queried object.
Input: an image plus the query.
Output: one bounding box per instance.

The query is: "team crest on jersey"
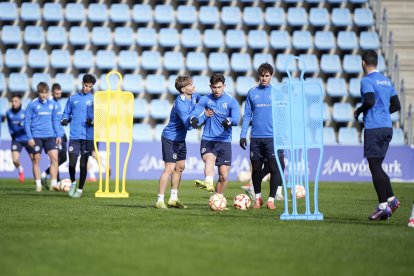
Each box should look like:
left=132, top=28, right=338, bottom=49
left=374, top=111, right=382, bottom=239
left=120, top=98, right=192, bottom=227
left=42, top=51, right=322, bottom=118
left=172, top=153, right=177, bottom=160
left=69, top=146, right=73, bottom=152
left=20, top=114, right=25, bottom=119
left=201, top=148, right=206, bottom=154
left=49, top=104, right=54, bottom=110
left=37, top=105, right=41, bottom=109
left=86, top=100, right=92, bottom=106
left=254, top=95, right=260, bottom=99
left=222, top=103, right=228, bottom=109
left=12, top=145, right=17, bottom=150
left=34, top=146, right=40, bottom=152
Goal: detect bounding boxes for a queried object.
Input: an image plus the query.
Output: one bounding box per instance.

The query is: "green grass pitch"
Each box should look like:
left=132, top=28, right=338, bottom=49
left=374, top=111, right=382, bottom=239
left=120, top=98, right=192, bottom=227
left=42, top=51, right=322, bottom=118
left=1, top=178, right=413, bottom=276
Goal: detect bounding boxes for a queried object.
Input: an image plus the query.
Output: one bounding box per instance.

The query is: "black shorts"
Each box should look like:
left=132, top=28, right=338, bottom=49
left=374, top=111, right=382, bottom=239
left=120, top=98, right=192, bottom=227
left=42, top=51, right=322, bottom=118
left=200, top=140, right=232, bottom=166
left=161, top=136, right=186, bottom=163
left=364, top=128, right=393, bottom=158
left=30, top=137, right=58, bottom=154
left=250, top=137, right=284, bottom=161
left=11, top=140, right=31, bottom=153
left=68, top=139, right=94, bottom=156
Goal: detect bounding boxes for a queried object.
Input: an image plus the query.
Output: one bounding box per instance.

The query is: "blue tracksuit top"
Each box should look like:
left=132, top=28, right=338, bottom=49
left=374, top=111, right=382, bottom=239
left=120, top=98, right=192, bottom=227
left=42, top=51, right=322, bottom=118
left=6, top=107, right=28, bottom=142
left=24, top=98, right=60, bottom=139
left=62, top=91, right=94, bottom=140
left=52, top=97, right=65, bottom=138
left=241, top=84, right=274, bottom=139
left=190, top=92, right=240, bottom=142
left=162, top=93, right=201, bottom=141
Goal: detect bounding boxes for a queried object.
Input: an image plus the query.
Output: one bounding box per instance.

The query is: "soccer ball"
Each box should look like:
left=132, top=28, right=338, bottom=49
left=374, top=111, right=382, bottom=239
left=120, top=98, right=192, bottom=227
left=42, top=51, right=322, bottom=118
left=237, top=171, right=251, bottom=182
left=209, top=193, right=227, bottom=211
left=233, top=194, right=251, bottom=210
left=59, top=179, right=72, bottom=192
left=291, top=185, right=306, bottom=199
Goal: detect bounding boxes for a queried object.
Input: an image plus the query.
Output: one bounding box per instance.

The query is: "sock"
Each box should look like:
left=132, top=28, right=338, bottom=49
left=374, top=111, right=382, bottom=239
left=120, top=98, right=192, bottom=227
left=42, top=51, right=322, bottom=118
left=205, top=176, right=213, bottom=183
left=72, top=181, right=77, bottom=187
left=35, top=179, right=41, bottom=187
left=18, top=166, right=24, bottom=173
left=249, top=180, right=254, bottom=189
left=276, top=186, right=282, bottom=195
left=41, top=171, right=46, bottom=178
left=378, top=202, right=388, bottom=210
left=217, top=193, right=223, bottom=196
left=387, top=196, right=395, bottom=203
left=410, top=201, right=414, bottom=218
left=157, top=194, right=164, bottom=203
left=268, top=197, right=274, bottom=202
left=170, top=189, right=178, bottom=201
left=50, top=179, right=57, bottom=187
left=255, top=193, right=262, bottom=199
left=76, top=189, right=83, bottom=194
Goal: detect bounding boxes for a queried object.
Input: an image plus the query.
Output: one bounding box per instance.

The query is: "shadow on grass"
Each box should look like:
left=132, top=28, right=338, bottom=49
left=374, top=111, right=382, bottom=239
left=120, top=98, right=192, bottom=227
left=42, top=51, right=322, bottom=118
left=6, top=192, right=69, bottom=198
left=324, top=216, right=403, bottom=227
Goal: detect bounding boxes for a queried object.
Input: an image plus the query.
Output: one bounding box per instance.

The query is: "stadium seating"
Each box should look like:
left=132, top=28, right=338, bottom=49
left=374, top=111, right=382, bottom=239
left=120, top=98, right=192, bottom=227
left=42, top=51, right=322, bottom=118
left=154, top=124, right=165, bottom=141
left=164, top=52, right=184, bottom=72
left=354, top=8, right=374, bottom=28
left=292, top=31, right=313, bottom=51
left=47, top=26, right=67, bottom=46
left=236, top=76, right=256, bottom=96
left=88, top=3, right=108, bottom=23
left=360, top=31, right=380, bottom=50
left=141, top=51, right=161, bottom=71
left=133, top=99, right=148, bottom=119
left=193, top=76, right=211, bottom=95
left=320, top=54, right=342, bottom=74
left=123, top=74, right=143, bottom=94
left=150, top=99, right=170, bottom=120
left=349, top=78, right=361, bottom=98
left=73, top=50, right=94, bottom=70
left=1, top=25, right=21, bottom=45
left=276, top=54, right=297, bottom=73
left=199, top=6, right=219, bottom=25
left=5, top=49, right=25, bottom=69
left=50, top=50, right=71, bottom=69
left=248, top=30, right=268, bottom=50
left=309, top=8, right=329, bottom=27
left=181, top=29, right=202, bottom=49
left=31, top=73, right=51, bottom=92
left=136, top=28, right=157, bottom=48
left=159, top=28, right=180, bottom=48
left=0, top=73, right=4, bottom=94
left=114, top=27, right=134, bottom=47
left=177, top=5, right=197, bottom=25
left=287, top=7, right=308, bottom=27
left=69, top=26, right=89, bottom=46
left=110, top=4, right=129, bottom=24
left=231, top=53, right=252, bottom=73
left=270, top=31, right=291, bottom=50
left=132, top=4, right=152, bottom=25
left=225, top=76, right=235, bottom=95
left=226, top=30, right=246, bottom=49
left=326, top=78, right=347, bottom=98
left=8, top=73, right=29, bottom=93
left=28, top=49, right=48, bottom=69
left=96, top=50, right=117, bottom=71
left=186, top=52, right=207, bottom=72
left=43, top=3, right=63, bottom=23
left=390, top=128, right=405, bottom=145
left=204, top=29, right=224, bottom=49
left=298, top=54, right=319, bottom=74
left=209, top=52, right=230, bottom=72
left=331, top=8, right=352, bottom=28
left=65, top=3, right=84, bottom=23
left=323, top=127, right=337, bottom=145
left=332, top=103, right=354, bottom=122
left=221, top=6, right=241, bottom=26
left=265, top=7, right=285, bottom=26
left=92, top=27, right=112, bottom=47
left=338, top=127, right=360, bottom=145
left=314, top=31, right=335, bottom=51
left=154, top=4, right=174, bottom=25
left=1, top=123, right=11, bottom=141
left=55, top=73, right=75, bottom=93
left=253, top=53, right=274, bottom=70
left=0, top=2, right=17, bottom=22
left=343, top=55, right=363, bottom=74
left=146, top=75, right=166, bottom=95
left=24, top=26, right=44, bottom=46
left=133, top=123, right=153, bottom=141
left=21, top=3, right=41, bottom=22
left=243, top=7, right=263, bottom=27
left=186, top=130, right=200, bottom=143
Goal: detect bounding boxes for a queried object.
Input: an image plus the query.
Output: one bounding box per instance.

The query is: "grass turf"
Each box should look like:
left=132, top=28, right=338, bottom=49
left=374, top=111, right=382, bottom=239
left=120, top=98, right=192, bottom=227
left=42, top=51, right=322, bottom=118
left=0, top=178, right=413, bottom=276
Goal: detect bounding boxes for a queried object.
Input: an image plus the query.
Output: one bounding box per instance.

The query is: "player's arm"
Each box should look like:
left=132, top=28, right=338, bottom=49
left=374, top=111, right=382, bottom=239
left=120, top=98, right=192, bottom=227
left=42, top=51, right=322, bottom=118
left=61, top=97, right=72, bottom=126
left=86, top=102, right=94, bottom=126
left=176, top=101, right=192, bottom=130
left=228, top=98, right=241, bottom=126
left=6, top=112, right=15, bottom=139
left=189, top=96, right=208, bottom=128
left=24, top=103, right=34, bottom=143
left=240, top=93, right=253, bottom=139
left=389, top=86, right=401, bottom=114
left=354, top=79, right=375, bottom=120
left=52, top=103, right=62, bottom=144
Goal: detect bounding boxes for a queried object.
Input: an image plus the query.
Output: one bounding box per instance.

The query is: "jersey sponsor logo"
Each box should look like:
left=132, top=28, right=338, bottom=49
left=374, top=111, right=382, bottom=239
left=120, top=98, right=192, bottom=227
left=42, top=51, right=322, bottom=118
left=376, top=80, right=391, bottom=86
left=74, top=101, right=79, bottom=104
left=254, top=95, right=260, bottom=99
left=38, top=111, right=51, bottom=115
left=255, top=103, right=272, bottom=107
left=222, top=103, right=228, bottom=109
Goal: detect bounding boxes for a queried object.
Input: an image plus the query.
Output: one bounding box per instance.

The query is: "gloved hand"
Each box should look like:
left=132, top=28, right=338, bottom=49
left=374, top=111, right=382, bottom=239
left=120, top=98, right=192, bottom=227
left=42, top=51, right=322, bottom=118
left=61, top=118, right=68, bottom=126
left=239, top=138, right=247, bottom=150
left=221, top=118, right=232, bottom=130
left=190, top=117, right=199, bottom=129
left=354, top=108, right=361, bottom=121
left=18, top=121, right=24, bottom=127
left=86, top=119, right=93, bottom=126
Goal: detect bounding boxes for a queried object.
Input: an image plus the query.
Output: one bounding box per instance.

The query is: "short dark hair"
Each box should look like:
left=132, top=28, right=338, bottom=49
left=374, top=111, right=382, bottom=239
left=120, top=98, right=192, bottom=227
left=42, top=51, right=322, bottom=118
left=210, top=73, right=225, bottom=85
left=83, top=74, right=96, bottom=85
left=11, top=94, right=22, bottom=99
left=51, top=83, right=61, bottom=91
left=258, top=63, right=274, bottom=76
left=362, top=50, right=378, bottom=67
left=36, top=82, right=49, bottom=93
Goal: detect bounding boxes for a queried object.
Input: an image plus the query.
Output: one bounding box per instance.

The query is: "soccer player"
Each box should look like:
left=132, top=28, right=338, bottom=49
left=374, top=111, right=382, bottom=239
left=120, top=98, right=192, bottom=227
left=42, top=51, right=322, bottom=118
left=25, top=82, right=61, bottom=192
left=190, top=73, right=240, bottom=196
left=156, top=75, right=205, bottom=209
left=61, top=74, right=96, bottom=198
left=41, top=83, right=67, bottom=187
left=409, top=201, right=414, bottom=228
left=240, top=63, right=285, bottom=209
left=354, top=50, right=401, bottom=221
left=6, top=94, right=32, bottom=182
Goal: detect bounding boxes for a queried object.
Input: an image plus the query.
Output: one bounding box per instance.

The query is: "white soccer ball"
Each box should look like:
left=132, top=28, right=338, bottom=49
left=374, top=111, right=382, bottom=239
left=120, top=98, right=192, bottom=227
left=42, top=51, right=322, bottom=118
left=237, top=171, right=251, bottom=182
left=291, top=185, right=306, bottom=199
left=209, top=193, right=227, bottom=211
left=233, top=194, right=251, bottom=210
left=59, top=178, right=72, bottom=192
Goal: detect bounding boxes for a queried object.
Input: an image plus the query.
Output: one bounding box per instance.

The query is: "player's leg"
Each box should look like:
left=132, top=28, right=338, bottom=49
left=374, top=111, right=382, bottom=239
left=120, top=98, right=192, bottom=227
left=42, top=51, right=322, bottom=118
left=250, top=138, right=264, bottom=208
left=367, top=157, right=392, bottom=220
left=214, top=142, right=231, bottom=194
left=70, top=140, right=93, bottom=198
left=47, top=148, right=59, bottom=191
left=11, top=141, right=24, bottom=182
left=216, top=165, right=230, bottom=194
left=30, top=138, right=43, bottom=192
left=157, top=162, right=175, bottom=209
left=195, top=140, right=216, bottom=192
left=67, top=140, right=80, bottom=196
left=408, top=201, right=414, bottom=228
left=167, top=160, right=187, bottom=208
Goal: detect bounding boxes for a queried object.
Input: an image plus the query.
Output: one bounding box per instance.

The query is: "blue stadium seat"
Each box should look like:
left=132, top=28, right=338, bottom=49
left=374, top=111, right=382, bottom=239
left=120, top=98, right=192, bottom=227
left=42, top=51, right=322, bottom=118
left=47, top=26, right=67, bottom=46
left=204, top=29, right=224, bottom=49
left=292, top=31, right=313, bottom=51
left=320, top=54, right=342, bottom=74
left=51, top=50, right=71, bottom=69
left=8, top=73, right=28, bottom=93
left=164, top=51, right=184, bottom=72
left=337, top=31, right=358, bottom=51
left=55, top=73, right=75, bottom=93
left=22, top=98, right=32, bottom=108
left=225, top=76, right=235, bottom=95
left=0, top=97, right=9, bottom=116
left=154, top=4, right=175, bottom=25
left=226, top=30, right=246, bottom=49
left=323, top=103, right=331, bottom=121
left=114, top=27, right=134, bottom=47
left=326, top=78, right=347, bottom=98
left=231, top=53, right=252, bottom=73
left=96, top=50, right=116, bottom=70
left=21, top=3, right=41, bottom=22
left=146, top=74, right=166, bottom=95
left=24, top=26, right=44, bottom=46
left=390, top=128, right=404, bottom=145
left=141, top=51, right=161, bottom=71
left=349, top=78, right=361, bottom=98
left=253, top=53, right=274, bottom=70
left=150, top=99, right=170, bottom=120
left=232, top=126, right=242, bottom=144
left=314, top=31, right=335, bottom=51
left=276, top=54, right=297, bottom=73
left=221, top=6, right=241, bottom=26
left=167, top=75, right=179, bottom=95
left=31, top=73, right=51, bottom=92
left=327, top=0, right=346, bottom=4
left=332, top=8, right=352, bottom=28
left=1, top=25, right=21, bottom=45
left=43, top=3, right=63, bottom=22
left=73, top=50, right=94, bottom=70
left=248, top=30, right=268, bottom=50
left=0, top=73, right=4, bottom=93
left=5, top=49, right=25, bottom=69
left=119, top=50, right=139, bottom=71
left=298, top=54, right=319, bottom=74
left=270, top=31, right=291, bottom=50
left=1, top=123, right=12, bottom=140
left=332, top=103, right=353, bottom=122
left=236, top=76, right=256, bottom=96
left=309, top=8, right=329, bottom=27
left=123, top=74, right=143, bottom=94
left=287, top=7, right=308, bottom=27
left=343, top=55, right=363, bottom=74
left=65, top=3, right=84, bottom=23
left=186, top=52, right=207, bottom=72
left=193, top=76, right=211, bottom=95
left=98, top=74, right=120, bottom=91
left=69, top=26, right=89, bottom=46
left=378, top=55, right=386, bottom=72
left=391, top=111, right=399, bottom=123
left=155, top=124, right=166, bottom=141
left=186, top=130, right=199, bottom=143
left=88, top=4, right=108, bottom=23
left=159, top=28, right=179, bottom=48
left=338, top=127, right=360, bottom=145
left=133, top=99, right=148, bottom=119
left=243, top=7, right=263, bottom=27
left=181, top=29, right=201, bottom=48
left=199, top=6, right=219, bottom=25
left=133, top=124, right=153, bottom=141
left=209, top=52, right=230, bottom=72
left=132, top=4, right=152, bottom=25
left=323, top=127, right=337, bottom=145
left=0, top=2, right=17, bottom=22
left=136, top=27, right=157, bottom=47
left=360, top=31, right=380, bottom=50
left=354, top=8, right=374, bottom=28
left=265, top=7, right=285, bottom=27
left=350, top=0, right=368, bottom=4
left=110, top=3, right=129, bottom=23
left=177, top=5, right=197, bottom=25
left=28, top=49, right=48, bottom=69
left=92, top=27, right=112, bottom=47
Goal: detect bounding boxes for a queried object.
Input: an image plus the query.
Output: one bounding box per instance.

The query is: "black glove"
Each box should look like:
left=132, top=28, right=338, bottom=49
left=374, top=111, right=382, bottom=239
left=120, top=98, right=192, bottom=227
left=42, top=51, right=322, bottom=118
left=11, top=134, right=16, bottom=140
left=354, top=108, right=361, bottom=121
left=240, top=138, right=247, bottom=150
left=190, top=117, right=199, bottom=129
left=221, top=118, right=232, bottom=130
left=86, top=119, right=94, bottom=126
left=61, top=118, right=68, bottom=126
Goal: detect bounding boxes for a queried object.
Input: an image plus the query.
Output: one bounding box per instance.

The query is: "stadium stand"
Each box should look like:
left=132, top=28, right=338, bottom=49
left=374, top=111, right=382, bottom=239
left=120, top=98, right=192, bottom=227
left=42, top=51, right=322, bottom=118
left=21, top=2, right=41, bottom=22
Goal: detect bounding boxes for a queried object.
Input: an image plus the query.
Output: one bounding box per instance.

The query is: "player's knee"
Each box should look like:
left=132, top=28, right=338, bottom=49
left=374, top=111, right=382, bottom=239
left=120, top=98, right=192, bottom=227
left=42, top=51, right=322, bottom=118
left=218, top=174, right=228, bottom=183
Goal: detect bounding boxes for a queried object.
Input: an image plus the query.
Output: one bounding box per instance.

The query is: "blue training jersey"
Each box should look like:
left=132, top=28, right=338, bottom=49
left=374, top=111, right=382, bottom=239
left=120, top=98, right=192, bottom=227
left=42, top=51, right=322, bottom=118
left=6, top=107, right=28, bottom=142
left=162, top=93, right=201, bottom=141
left=24, top=98, right=60, bottom=139
left=241, top=84, right=273, bottom=139
left=62, top=91, right=94, bottom=140
left=360, top=70, right=397, bottom=129
left=190, top=92, right=240, bottom=142
left=52, top=97, right=65, bottom=138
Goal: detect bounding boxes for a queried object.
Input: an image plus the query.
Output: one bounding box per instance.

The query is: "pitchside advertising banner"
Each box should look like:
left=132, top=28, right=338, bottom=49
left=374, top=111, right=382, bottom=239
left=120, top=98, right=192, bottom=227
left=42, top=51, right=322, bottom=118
left=0, top=141, right=413, bottom=182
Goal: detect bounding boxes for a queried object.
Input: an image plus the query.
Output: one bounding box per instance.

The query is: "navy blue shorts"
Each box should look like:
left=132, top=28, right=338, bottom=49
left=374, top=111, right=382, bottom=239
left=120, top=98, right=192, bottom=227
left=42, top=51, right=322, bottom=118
left=11, top=140, right=31, bottom=153
left=364, top=128, right=393, bottom=158
left=250, top=138, right=284, bottom=161
left=200, top=140, right=232, bottom=166
left=30, top=137, right=58, bottom=154
left=68, top=139, right=94, bottom=156
left=161, top=136, right=186, bottom=163
left=57, top=134, right=68, bottom=152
